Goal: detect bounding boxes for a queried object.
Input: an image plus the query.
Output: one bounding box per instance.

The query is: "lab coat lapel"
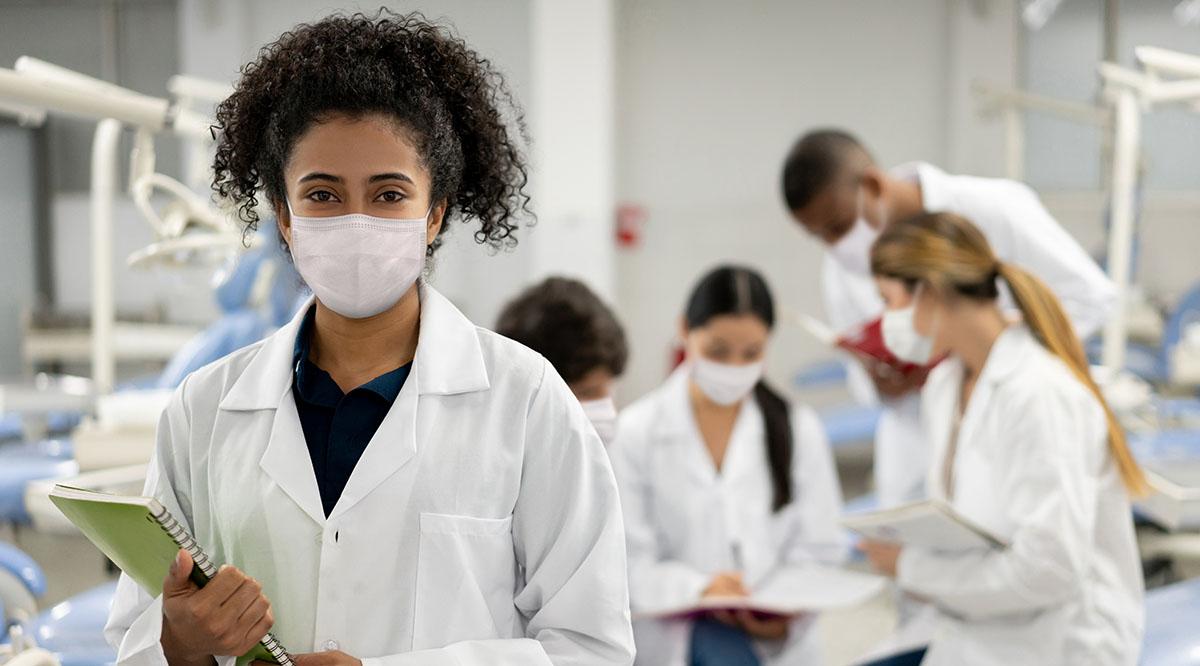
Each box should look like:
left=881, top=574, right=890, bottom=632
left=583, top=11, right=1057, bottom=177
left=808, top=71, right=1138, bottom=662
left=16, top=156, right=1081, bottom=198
left=924, top=358, right=962, bottom=500
left=661, top=367, right=717, bottom=485
left=715, top=400, right=757, bottom=484
left=260, top=388, right=327, bottom=526
left=940, top=327, right=1029, bottom=498
left=216, top=296, right=327, bottom=525
left=328, top=281, right=490, bottom=521
left=327, top=361, right=419, bottom=522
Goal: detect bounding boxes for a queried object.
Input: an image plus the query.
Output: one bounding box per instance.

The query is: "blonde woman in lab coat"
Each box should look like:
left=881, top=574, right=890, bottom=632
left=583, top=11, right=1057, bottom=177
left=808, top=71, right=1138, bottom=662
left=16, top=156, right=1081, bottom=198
left=104, top=11, right=634, bottom=666
left=612, top=266, right=845, bottom=666
left=859, top=212, right=1146, bottom=665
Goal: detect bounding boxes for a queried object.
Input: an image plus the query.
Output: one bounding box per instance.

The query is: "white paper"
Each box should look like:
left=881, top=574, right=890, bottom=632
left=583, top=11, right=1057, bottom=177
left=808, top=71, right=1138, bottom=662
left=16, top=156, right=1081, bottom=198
left=634, top=565, right=887, bottom=619
left=841, top=499, right=1005, bottom=551
left=787, top=309, right=839, bottom=347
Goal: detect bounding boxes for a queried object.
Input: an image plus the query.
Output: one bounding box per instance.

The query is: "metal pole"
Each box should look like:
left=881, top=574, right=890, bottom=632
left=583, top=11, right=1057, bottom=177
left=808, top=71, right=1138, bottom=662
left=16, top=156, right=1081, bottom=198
left=90, top=119, right=122, bottom=395
left=1004, top=105, right=1025, bottom=181
left=1103, top=0, right=1119, bottom=64
left=1101, top=89, right=1139, bottom=372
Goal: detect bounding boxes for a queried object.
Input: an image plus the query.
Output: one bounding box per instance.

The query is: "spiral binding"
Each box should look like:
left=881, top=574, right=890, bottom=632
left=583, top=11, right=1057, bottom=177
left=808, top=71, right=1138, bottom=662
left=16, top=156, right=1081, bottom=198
left=151, top=503, right=296, bottom=666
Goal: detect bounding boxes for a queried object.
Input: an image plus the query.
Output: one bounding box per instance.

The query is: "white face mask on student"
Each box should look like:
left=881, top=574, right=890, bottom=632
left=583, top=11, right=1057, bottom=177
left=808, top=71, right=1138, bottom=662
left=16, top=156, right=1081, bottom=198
left=881, top=287, right=938, bottom=365
left=579, top=397, right=618, bottom=446
left=829, top=186, right=885, bottom=276
left=690, top=356, right=764, bottom=406
left=286, top=202, right=431, bottom=319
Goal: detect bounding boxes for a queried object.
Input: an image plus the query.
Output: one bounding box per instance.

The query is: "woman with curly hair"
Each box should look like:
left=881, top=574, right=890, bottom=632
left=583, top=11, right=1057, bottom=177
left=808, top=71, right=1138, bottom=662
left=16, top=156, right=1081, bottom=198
left=105, top=11, right=635, bottom=666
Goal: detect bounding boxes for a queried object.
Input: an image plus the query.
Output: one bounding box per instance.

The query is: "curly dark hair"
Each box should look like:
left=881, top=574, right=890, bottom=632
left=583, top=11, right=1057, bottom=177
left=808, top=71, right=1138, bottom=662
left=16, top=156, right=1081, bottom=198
left=495, top=277, right=629, bottom=386
left=211, top=9, right=531, bottom=253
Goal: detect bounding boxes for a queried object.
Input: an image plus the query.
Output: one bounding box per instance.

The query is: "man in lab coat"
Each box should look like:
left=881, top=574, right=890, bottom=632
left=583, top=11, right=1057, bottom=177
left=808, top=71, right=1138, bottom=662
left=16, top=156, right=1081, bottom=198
left=780, top=128, right=1116, bottom=508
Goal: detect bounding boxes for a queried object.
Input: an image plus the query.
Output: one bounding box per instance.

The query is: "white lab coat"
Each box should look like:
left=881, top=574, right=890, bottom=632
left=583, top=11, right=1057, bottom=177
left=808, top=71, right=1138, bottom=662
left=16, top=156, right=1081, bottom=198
left=821, top=162, right=1117, bottom=507
left=896, top=326, right=1143, bottom=665
left=611, top=368, right=846, bottom=665
left=104, top=282, right=635, bottom=666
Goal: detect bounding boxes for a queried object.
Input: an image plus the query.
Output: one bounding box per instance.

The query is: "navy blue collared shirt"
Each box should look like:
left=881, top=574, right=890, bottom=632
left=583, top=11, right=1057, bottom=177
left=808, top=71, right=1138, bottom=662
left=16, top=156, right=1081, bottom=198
left=292, top=306, right=411, bottom=517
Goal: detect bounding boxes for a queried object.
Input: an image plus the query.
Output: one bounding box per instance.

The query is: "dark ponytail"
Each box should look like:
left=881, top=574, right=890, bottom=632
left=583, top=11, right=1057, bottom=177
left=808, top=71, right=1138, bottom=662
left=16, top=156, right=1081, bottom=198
left=754, top=382, right=794, bottom=511
left=684, top=265, right=794, bottom=511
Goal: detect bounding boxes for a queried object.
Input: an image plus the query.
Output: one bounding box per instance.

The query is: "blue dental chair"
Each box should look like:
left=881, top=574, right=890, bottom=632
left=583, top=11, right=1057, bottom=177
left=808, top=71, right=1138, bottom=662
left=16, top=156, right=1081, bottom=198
left=0, top=236, right=303, bottom=528
left=0, top=544, right=116, bottom=666
left=1140, top=577, right=1200, bottom=665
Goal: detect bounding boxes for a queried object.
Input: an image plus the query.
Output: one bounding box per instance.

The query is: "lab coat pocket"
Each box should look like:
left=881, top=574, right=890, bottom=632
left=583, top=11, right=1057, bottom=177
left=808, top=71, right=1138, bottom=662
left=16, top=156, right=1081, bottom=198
left=412, top=512, right=519, bottom=650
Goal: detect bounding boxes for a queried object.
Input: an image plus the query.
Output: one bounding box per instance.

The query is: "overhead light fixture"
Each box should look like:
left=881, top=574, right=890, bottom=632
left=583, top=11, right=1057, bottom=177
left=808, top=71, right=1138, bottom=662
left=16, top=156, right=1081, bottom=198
left=1176, top=0, right=1200, bottom=26
left=1022, top=0, right=1064, bottom=30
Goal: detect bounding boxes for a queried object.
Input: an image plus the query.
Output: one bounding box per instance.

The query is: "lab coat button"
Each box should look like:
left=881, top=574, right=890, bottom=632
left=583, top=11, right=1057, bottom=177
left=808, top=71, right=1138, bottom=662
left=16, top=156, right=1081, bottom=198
left=322, top=639, right=339, bottom=651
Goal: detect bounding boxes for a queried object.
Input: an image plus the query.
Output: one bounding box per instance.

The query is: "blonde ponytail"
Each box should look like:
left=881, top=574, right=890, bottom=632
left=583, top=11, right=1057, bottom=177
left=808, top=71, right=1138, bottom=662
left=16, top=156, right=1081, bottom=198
left=997, top=262, right=1148, bottom=496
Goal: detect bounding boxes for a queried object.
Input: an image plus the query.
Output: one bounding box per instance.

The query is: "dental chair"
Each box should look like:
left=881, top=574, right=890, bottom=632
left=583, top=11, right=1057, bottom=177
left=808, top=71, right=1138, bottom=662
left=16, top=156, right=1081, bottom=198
left=1141, top=577, right=1200, bottom=665
left=0, top=543, right=44, bottom=627
left=1089, top=279, right=1200, bottom=391
left=0, top=544, right=110, bottom=666
left=2, top=235, right=300, bottom=532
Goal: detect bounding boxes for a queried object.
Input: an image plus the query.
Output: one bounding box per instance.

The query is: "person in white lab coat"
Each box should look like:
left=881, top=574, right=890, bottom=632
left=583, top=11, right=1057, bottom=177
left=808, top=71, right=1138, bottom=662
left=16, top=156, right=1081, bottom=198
left=611, top=266, right=846, bottom=666
left=104, top=11, right=634, bottom=666
left=780, top=129, right=1116, bottom=508
left=495, top=277, right=629, bottom=445
left=858, top=212, right=1146, bottom=665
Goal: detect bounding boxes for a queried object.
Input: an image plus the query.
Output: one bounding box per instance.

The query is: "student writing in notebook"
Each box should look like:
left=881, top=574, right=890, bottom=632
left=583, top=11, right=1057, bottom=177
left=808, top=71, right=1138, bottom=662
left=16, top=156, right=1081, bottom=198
left=104, top=11, right=634, bottom=666
left=495, top=276, right=629, bottom=446
left=610, top=266, right=845, bottom=666
left=858, top=212, right=1145, bottom=665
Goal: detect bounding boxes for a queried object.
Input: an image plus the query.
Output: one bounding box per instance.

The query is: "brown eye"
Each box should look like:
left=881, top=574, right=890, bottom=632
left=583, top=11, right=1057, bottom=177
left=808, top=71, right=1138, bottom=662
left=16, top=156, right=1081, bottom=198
left=377, top=191, right=405, bottom=203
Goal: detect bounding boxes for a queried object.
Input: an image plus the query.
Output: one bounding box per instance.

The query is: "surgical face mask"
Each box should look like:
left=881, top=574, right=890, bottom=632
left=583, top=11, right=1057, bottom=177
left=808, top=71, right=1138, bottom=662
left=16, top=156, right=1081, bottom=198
left=829, top=186, right=883, bottom=276
left=690, top=356, right=764, bottom=406
left=287, top=202, right=430, bottom=319
left=579, top=397, right=618, bottom=446
left=881, top=293, right=937, bottom=365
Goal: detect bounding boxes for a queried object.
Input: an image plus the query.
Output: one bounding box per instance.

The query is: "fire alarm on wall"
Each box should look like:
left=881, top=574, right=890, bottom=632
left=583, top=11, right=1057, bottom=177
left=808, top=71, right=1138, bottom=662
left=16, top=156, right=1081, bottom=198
left=616, top=203, right=647, bottom=249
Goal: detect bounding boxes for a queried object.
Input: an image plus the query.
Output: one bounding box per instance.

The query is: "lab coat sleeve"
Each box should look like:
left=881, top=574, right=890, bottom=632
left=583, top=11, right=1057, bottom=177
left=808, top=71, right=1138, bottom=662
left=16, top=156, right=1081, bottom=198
left=781, top=406, right=849, bottom=566
left=104, top=378, right=220, bottom=666
left=609, top=407, right=711, bottom=613
left=997, top=184, right=1116, bottom=339
left=368, top=359, right=635, bottom=666
left=895, top=387, right=1097, bottom=620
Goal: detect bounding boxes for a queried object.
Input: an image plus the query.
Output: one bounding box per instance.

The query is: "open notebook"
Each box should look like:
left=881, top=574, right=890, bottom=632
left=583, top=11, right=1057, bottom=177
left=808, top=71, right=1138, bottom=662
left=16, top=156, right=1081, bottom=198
left=48, top=485, right=294, bottom=666
left=842, top=498, right=1007, bottom=550
left=634, top=565, right=886, bottom=620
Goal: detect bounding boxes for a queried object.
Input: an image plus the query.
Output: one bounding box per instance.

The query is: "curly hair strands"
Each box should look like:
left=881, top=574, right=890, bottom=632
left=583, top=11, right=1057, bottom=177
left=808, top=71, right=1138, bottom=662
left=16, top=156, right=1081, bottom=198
left=211, top=9, right=532, bottom=254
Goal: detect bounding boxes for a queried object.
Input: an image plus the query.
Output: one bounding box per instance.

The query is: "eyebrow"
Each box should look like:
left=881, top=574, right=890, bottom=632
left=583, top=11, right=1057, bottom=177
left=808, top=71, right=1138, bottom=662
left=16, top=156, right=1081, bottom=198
left=369, top=172, right=414, bottom=184
left=297, top=172, right=414, bottom=184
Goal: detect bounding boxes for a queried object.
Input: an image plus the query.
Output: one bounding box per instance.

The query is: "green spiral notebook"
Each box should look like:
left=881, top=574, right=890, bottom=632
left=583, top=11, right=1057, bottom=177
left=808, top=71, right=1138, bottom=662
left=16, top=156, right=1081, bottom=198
left=48, top=485, right=294, bottom=666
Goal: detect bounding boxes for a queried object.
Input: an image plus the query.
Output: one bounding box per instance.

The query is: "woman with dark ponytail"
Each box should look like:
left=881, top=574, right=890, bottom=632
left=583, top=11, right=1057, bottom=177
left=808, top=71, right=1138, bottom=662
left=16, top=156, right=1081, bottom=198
left=611, top=265, right=845, bottom=666
left=860, top=212, right=1144, bottom=666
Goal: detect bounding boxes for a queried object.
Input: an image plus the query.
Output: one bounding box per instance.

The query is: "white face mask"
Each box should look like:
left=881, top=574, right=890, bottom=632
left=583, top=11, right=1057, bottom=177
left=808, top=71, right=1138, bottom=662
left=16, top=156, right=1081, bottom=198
left=579, top=397, right=618, bottom=446
left=287, top=202, right=430, bottom=319
left=881, top=290, right=937, bottom=365
left=690, top=357, right=764, bottom=406
left=829, top=186, right=883, bottom=276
